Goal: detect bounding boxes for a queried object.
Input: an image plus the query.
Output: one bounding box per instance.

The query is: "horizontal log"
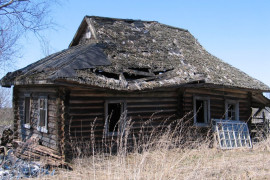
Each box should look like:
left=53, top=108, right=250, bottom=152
left=185, top=88, right=248, bottom=95
left=128, top=109, right=177, bottom=115
left=127, top=103, right=177, bottom=108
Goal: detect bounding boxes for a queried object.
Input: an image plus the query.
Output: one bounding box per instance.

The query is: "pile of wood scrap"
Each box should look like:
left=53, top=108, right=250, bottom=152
left=13, top=138, right=71, bottom=169
left=0, top=128, right=13, bottom=156
left=0, top=128, right=71, bottom=169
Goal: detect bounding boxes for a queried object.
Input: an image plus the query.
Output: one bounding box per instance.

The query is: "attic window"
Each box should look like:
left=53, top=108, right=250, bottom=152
left=85, top=27, right=91, bottom=39
left=123, top=72, right=148, bottom=81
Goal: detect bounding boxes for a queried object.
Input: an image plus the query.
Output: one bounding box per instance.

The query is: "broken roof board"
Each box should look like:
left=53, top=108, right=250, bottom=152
left=1, top=16, right=270, bottom=92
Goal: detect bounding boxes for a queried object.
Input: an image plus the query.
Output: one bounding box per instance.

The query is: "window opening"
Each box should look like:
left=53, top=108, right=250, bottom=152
left=225, top=100, right=239, bottom=120
left=193, top=96, right=210, bottom=126
left=196, top=100, right=205, bottom=123
left=24, top=95, right=31, bottom=129
left=85, top=27, right=91, bottom=39
left=37, top=96, right=48, bottom=133
left=105, top=101, right=126, bottom=136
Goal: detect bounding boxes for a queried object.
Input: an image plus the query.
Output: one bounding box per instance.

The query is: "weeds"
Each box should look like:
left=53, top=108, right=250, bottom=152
left=0, top=108, right=13, bottom=126
left=35, top=114, right=270, bottom=179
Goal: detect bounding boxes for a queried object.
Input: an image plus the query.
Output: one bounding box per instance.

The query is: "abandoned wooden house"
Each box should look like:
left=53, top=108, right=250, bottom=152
left=1, top=16, right=270, bottom=160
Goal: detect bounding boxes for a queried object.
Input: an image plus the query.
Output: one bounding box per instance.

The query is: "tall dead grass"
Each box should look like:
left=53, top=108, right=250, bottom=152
left=40, top=115, right=270, bottom=179
left=0, top=108, right=13, bottom=126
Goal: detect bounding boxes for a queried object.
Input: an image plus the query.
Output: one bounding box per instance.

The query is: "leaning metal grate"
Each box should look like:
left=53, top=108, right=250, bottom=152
left=214, top=119, right=252, bottom=149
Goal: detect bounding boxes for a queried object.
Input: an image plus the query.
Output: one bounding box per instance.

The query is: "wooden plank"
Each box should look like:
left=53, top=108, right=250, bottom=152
left=128, top=103, right=177, bottom=108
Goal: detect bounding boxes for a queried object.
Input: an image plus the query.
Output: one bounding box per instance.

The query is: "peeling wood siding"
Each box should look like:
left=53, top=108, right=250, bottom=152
left=67, top=87, right=179, bottom=142
left=15, top=87, right=59, bottom=151
left=182, top=88, right=252, bottom=122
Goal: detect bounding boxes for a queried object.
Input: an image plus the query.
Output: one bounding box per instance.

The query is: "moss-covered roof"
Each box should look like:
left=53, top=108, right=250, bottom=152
left=1, top=16, right=269, bottom=91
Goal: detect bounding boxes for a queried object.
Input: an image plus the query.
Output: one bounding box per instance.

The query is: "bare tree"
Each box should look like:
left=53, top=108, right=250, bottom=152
left=0, top=0, right=58, bottom=71
left=0, top=87, right=11, bottom=108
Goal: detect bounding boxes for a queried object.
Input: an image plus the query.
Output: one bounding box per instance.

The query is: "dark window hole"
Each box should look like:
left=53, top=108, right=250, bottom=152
left=108, top=103, right=122, bottom=133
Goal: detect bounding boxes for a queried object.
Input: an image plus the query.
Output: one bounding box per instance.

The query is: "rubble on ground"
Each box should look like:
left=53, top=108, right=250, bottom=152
left=0, top=128, right=58, bottom=179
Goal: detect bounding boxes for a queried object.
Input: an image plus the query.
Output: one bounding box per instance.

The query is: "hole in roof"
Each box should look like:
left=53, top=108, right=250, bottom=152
left=128, top=67, right=150, bottom=73
left=153, top=69, right=173, bottom=75
left=187, top=80, right=205, bottom=84
left=125, top=20, right=135, bottom=24
left=94, top=69, right=119, bottom=80
left=123, top=72, right=148, bottom=81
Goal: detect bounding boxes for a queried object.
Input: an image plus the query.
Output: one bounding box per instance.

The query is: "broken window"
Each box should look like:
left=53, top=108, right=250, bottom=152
left=105, top=101, right=126, bottom=136
left=213, top=119, right=252, bottom=149
left=225, top=100, right=239, bottom=120
left=37, top=96, right=48, bottom=133
left=193, top=96, right=210, bottom=126
left=23, top=94, right=31, bottom=129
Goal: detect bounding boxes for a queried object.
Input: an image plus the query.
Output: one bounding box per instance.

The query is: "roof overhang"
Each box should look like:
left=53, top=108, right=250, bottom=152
left=252, top=93, right=270, bottom=108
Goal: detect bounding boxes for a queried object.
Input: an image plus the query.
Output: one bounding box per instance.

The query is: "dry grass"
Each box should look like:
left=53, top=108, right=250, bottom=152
left=36, top=115, right=270, bottom=180
left=44, top=141, right=270, bottom=180
left=0, top=108, right=13, bottom=126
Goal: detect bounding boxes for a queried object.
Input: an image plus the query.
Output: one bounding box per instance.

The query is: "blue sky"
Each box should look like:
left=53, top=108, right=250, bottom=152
left=13, top=0, right=270, bottom=87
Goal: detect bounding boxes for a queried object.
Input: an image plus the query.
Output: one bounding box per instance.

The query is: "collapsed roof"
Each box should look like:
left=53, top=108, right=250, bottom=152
left=1, top=16, right=270, bottom=91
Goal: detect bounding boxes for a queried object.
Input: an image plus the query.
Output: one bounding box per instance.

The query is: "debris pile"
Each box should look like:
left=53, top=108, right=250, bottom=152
left=0, top=128, right=58, bottom=179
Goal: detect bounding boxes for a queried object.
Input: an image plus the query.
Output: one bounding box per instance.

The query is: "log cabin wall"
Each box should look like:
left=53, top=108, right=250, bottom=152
left=14, top=86, right=60, bottom=151
left=67, top=87, right=179, bottom=143
left=13, top=85, right=253, bottom=156
left=181, top=87, right=252, bottom=122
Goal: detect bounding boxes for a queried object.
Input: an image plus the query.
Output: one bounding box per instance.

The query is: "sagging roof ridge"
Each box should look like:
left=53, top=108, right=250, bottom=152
left=69, top=15, right=189, bottom=47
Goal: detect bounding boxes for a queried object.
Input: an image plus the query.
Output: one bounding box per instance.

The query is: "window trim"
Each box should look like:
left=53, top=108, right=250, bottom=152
left=37, top=95, right=48, bottom=133
left=193, top=96, right=211, bottom=127
left=225, top=99, right=239, bottom=120
left=104, top=100, right=126, bottom=136
left=23, top=93, right=31, bottom=129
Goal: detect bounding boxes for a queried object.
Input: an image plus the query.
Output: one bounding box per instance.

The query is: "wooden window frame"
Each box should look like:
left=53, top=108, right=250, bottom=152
left=213, top=119, right=252, bottom=149
left=23, top=94, right=31, bottom=129
left=104, top=100, right=126, bottom=136
left=193, top=96, right=211, bottom=127
left=37, top=95, right=48, bottom=133
left=225, top=99, right=239, bottom=121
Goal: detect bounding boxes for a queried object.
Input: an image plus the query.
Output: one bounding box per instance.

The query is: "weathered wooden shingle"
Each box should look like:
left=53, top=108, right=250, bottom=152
left=1, top=16, right=269, bottom=91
